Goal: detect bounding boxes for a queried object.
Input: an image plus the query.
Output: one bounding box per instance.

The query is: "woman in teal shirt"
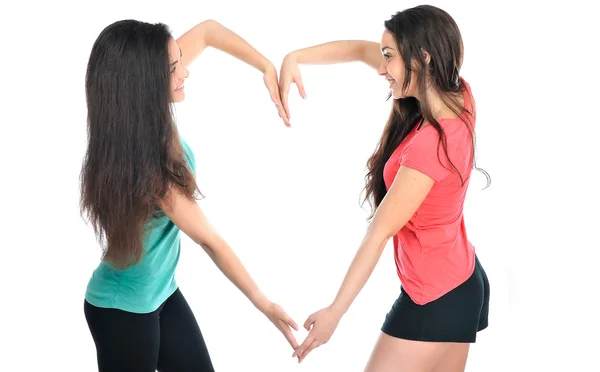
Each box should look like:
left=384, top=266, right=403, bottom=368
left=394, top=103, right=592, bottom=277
left=81, top=19, right=295, bottom=371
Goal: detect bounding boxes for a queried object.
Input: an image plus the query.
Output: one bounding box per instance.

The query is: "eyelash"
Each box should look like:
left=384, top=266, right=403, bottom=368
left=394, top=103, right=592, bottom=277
left=384, top=54, right=391, bottom=60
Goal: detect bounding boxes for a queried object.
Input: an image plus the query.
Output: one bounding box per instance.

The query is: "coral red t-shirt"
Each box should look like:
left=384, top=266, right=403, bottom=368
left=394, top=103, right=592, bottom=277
left=382, top=79, right=476, bottom=305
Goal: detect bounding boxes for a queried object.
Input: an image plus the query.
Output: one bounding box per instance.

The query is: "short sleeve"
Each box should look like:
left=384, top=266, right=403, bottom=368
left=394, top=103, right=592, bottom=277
left=400, top=128, right=451, bottom=182
left=179, top=138, right=196, bottom=174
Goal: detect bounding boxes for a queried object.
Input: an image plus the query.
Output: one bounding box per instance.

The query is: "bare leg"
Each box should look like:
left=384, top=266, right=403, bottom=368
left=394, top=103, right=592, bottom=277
left=364, top=332, right=470, bottom=372
left=432, top=343, right=469, bottom=372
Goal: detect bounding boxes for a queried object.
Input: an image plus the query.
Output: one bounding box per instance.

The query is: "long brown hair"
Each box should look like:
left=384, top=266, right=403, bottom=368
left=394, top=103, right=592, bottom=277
left=363, top=5, right=490, bottom=218
left=80, top=20, right=200, bottom=269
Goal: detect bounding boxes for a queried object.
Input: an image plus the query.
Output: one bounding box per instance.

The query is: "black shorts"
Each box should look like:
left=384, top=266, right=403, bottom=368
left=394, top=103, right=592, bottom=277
left=381, top=255, right=490, bottom=343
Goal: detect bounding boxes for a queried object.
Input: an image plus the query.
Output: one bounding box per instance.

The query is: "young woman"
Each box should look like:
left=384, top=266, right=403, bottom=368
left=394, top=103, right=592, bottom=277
left=278, top=5, right=490, bottom=371
left=81, top=19, right=296, bottom=372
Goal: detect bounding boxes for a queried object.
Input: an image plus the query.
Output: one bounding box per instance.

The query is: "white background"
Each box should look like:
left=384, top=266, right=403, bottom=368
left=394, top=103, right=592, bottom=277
left=1, top=0, right=598, bottom=371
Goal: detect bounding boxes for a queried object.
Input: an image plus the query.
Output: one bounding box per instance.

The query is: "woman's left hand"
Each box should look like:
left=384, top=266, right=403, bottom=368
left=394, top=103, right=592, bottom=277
left=263, top=63, right=291, bottom=126
left=293, top=306, right=343, bottom=363
left=262, top=300, right=300, bottom=350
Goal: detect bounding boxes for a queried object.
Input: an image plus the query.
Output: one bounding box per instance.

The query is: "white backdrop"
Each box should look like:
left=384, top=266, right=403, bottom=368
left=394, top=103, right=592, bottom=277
left=1, top=0, right=598, bottom=371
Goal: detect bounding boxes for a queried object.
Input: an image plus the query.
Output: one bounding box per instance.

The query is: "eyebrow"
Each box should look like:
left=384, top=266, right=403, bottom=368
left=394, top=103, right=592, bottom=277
left=381, top=46, right=394, bottom=52
left=170, top=48, right=183, bottom=67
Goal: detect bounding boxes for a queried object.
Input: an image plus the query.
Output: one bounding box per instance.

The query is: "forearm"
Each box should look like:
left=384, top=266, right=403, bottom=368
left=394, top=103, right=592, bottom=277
left=330, top=230, right=389, bottom=315
left=203, top=20, right=271, bottom=73
left=288, top=40, right=378, bottom=66
left=201, top=236, right=269, bottom=312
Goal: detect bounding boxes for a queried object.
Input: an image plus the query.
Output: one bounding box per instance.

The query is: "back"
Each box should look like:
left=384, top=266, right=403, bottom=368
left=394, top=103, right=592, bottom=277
left=383, top=80, right=476, bottom=305
left=85, top=137, right=196, bottom=314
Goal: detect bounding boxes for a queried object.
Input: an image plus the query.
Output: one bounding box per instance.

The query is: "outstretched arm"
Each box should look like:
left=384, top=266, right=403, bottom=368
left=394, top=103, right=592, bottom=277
left=176, top=19, right=288, bottom=122
left=177, top=20, right=269, bottom=72
left=278, top=40, right=382, bottom=124
left=157, top=187, right=299, bottom=350
left=287, top=40, right=382, bottom=69
left=293, top=166, right=435, bottom=362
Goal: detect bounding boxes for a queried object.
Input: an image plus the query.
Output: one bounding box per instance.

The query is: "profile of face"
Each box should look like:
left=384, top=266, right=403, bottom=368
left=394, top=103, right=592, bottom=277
left=168, top=38, right=188, bottom=103
left=378, top=30, right=422, bottom=100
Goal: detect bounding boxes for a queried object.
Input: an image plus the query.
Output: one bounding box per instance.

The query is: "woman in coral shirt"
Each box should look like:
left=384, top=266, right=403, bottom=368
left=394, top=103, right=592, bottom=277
left=279, top=5, right=491, bottom=371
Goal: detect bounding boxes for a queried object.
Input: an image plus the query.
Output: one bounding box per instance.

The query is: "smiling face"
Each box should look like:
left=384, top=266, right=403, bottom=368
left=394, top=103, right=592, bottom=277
left=377, top=29, right=420, bottom=100
left=168, top=38, right=188, bottom=102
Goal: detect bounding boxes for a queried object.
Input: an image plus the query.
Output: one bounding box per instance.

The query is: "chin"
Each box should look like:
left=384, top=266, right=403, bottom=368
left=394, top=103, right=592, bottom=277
left=172, top=92, right=185, bottom=103
left=391, top=87, right=417, bottom=100
left=391, top=90, right=405, bottom=100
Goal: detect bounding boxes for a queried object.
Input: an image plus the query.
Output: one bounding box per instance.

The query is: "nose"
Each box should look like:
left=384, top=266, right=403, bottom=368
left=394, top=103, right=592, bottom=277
left=377, top=60, right=387, bottom=76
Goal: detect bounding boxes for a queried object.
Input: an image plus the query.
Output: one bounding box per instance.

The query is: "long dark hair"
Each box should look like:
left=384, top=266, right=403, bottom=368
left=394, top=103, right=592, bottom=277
left=363, top=5, right=490, bottom=218
left=80, top=20, right=200, bottom=269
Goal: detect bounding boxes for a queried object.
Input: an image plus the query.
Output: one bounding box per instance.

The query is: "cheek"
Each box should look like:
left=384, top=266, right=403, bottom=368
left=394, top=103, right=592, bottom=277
left=388, top=60, right=404, bottom=82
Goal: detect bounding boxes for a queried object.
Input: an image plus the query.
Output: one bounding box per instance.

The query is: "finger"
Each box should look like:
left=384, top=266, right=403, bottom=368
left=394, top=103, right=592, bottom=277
left=292, top=336, right=313, bottom=358
left=304, top=316, right=315, bottom=331
left=285, top=313, right=299, bottom=331
left=273, top=89, right=290, bottom=126
left=281, top=323, right=299, bottom=349
left=270, top=90, right=281, bottom=107
left=298, top=339, right=320, bottom=363
left=274, top=94, right=290, bottom=126
left=268, top=83, right=289, bottom=125
left=295, top=75, right=307, bottom=99
left=280, top=82, right=291, bottom=121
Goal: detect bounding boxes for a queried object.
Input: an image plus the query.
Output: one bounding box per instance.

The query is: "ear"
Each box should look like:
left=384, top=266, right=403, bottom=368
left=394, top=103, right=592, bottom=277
left=421, top=48, right=432, bottom=65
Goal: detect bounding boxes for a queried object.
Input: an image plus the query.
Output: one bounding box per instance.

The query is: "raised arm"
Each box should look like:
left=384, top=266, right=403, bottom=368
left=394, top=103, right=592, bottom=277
left=176, top=19, right=288, bottom=121
left=156, top=187, right=299, bottom=350
left=278, top=40, right=382, bottom=123
left=287, top=40, right=382, bottom=69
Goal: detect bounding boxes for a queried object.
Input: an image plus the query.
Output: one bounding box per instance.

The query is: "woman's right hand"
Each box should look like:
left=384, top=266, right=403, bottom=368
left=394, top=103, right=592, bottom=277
left=278, top=53, right=307, bottom=126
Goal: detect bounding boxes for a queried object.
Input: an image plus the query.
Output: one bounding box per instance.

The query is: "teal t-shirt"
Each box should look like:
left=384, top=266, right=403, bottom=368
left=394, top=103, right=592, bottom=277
left=85, top=137, right=196, bottom=314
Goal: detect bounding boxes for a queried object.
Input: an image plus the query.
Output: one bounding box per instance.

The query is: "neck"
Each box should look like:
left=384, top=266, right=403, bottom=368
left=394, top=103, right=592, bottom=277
left=421, top=89, right=460, bottom=121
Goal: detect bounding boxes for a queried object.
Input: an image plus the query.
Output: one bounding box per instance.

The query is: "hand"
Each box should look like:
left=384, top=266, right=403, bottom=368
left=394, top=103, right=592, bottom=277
left=262, top=300, right=300, bottom=350
left=278, top=53, right=307, bottom=126
left=293, top=306, right=342, bottom=363
left=263, top=63, right=291, bottom=127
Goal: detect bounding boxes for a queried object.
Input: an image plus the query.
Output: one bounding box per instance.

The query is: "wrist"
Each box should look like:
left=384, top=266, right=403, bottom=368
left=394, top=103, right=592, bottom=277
left=260, top=58, right=275, bottom=74
left=329, top=300, right=348, bottom=317
left=285, top=51, right=301, bottom=64
left=250, top=291, right=270, bottom=312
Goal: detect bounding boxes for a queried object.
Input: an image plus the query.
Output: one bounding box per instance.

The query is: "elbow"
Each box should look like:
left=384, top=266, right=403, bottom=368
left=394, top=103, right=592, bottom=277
left=365, top=226, right=395, bottom=252
left=198, top=19, right=220, bottom=34
left=196, top=238, right=217, bottom=258
left=189, top=232, right=211, bottom=252
left=191, top=232, right=223, bottom=258
left=197, top=19, right=218, bottom=27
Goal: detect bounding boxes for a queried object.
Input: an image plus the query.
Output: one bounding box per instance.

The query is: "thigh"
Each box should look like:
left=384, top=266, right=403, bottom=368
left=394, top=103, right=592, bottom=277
left=365, top=332, right=469, bottom=372
left=84, top=300, right=160, bottom=372
left=157, top=288, right=215, bottom=372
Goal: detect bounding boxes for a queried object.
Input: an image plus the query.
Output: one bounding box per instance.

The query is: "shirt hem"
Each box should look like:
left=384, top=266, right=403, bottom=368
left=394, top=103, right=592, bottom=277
left=84, top=283, right=178, bottom=314
left=404, top=252, right=476, bottom=306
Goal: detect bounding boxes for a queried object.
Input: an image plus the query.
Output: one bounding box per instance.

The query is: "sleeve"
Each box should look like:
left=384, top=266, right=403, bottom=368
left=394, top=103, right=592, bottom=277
left=400, top=128, right=452, bottom=182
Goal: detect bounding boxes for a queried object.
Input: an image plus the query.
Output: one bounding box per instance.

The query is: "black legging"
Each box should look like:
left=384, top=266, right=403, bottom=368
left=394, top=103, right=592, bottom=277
left=84, top=288, right=215, bottom=372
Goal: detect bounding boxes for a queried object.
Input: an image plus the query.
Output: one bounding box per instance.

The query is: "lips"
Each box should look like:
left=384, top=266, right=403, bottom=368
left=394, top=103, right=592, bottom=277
left=175, top=85, right=184, bottom=92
